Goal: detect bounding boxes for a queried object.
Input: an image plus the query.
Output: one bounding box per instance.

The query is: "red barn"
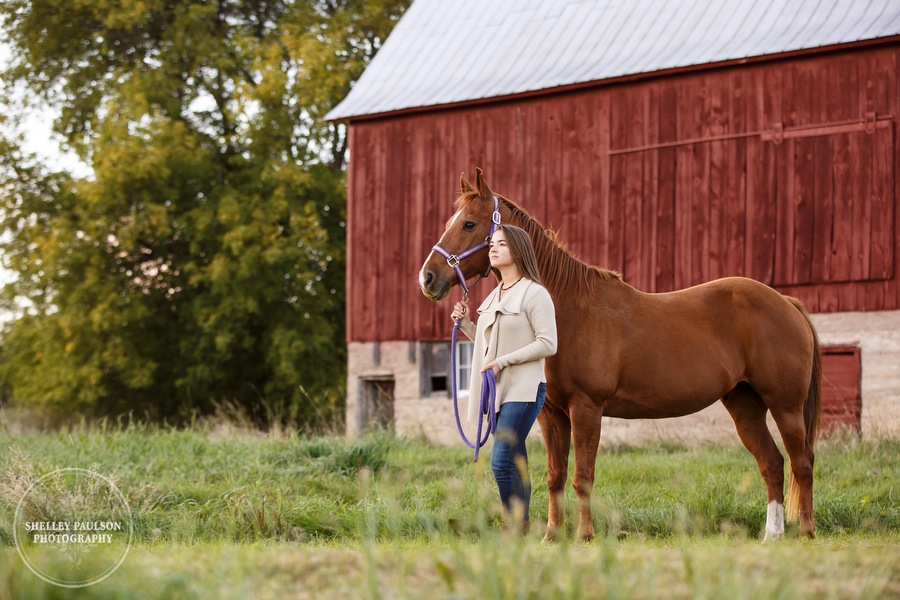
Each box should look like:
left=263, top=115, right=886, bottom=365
left=328, top=0, right=900, bottom=444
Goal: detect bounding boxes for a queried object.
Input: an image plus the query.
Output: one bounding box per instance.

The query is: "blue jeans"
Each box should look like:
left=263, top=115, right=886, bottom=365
left=490, top=383, right=546, bottom=523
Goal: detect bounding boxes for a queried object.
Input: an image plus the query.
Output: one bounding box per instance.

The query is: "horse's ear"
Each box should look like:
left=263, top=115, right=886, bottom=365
left=475, top=167, right=492, bottom=199
left=460, top=172, right=476, bottom=194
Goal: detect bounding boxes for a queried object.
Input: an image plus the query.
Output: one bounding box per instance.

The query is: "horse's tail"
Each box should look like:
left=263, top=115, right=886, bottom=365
left=785, top=297, right=822, bottom=524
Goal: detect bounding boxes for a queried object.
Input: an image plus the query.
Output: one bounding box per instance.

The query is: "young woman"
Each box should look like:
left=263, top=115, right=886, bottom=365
left=450, top=224, right=557, bottom=531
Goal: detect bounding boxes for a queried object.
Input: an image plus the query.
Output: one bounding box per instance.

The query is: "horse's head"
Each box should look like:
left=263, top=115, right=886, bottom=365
left=419, top=168, right=500, bottom=301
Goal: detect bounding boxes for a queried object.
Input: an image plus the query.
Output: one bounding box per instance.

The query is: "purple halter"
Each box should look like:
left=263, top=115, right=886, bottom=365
left=431, top=195, right=501, bottom=299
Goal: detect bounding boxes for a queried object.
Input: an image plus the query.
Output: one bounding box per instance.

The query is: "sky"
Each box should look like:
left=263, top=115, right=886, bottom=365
left=0, top=41, right=92, bottom=321
left=0, top=43, right=90, bottom=175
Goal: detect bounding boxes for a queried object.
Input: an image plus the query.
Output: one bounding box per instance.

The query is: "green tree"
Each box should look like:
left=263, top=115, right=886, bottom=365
left=0, top=0, right=409, bottom=425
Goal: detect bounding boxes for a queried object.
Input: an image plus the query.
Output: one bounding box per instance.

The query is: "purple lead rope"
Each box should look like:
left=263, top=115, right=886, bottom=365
left=451, top=319, right=497, bottom=462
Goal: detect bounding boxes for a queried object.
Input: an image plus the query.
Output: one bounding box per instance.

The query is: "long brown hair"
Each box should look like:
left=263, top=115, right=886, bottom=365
left=491, top=224, right=543, bottom=285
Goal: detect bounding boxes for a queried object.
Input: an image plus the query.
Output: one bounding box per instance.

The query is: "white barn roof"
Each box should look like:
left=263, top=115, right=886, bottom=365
left=327, top=0, right=900, bottom=121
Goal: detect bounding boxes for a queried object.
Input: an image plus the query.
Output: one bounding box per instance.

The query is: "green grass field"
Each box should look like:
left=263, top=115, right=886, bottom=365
left=1, top=417, right=898, bottom=599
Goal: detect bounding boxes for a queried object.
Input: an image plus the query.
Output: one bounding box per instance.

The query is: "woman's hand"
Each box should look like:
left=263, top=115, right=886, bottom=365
left=481, top=360, right=500, bottom=377
left=450, top=299, right=470, bottom=324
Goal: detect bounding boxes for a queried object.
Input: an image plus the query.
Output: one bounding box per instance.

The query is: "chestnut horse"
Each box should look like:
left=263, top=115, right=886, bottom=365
left=419, top=169, right=822, bottom=542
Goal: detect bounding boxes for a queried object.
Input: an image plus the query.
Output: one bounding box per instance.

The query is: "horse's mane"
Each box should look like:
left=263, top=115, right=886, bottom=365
left=456, top=191, right=622, bottom=298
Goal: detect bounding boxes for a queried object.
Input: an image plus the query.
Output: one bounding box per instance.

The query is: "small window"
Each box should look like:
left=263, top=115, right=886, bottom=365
left=422, top=341, right=473, bottom=397
left=455, top=341, right=473, bottom=398
left=422, top=342, right=449, bottom=396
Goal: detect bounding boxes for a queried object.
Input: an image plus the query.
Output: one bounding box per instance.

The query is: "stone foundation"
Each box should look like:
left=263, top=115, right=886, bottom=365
left=810, top=310, right=900, bottom=439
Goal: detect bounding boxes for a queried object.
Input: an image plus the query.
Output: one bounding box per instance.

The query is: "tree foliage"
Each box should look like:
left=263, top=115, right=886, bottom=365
left=0, top=0, right=409, bottom=424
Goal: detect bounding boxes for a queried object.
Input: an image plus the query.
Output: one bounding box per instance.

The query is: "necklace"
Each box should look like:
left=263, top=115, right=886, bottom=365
left=500, top=276, right=523, bottom=291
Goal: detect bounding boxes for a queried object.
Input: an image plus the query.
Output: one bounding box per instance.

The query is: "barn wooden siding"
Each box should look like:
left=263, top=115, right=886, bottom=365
left=346, top=44, right=899, bottom=343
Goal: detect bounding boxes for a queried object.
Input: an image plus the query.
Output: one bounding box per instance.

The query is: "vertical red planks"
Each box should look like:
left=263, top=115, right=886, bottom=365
left=791, top=136, right=815, bottom=285
left=811, top=134, right=833, bottom=285
left=870, top=124, right=895, bottom=283
left=656, top=85, right=678, bottom=292
left=344, top=45, right=900, bottom=344
left=749, top=138, right=777, bottom=285
left=642, top=88, right=660, bottom=292
left=674, top=144, right=693, bottom=290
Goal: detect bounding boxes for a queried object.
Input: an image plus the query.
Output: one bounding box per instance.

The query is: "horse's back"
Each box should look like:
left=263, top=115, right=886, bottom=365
left=596, top=276, right=813, bottom=417
left=650, top=276, right=812, bottom=358
left=649, top=277, right=806, bottom=334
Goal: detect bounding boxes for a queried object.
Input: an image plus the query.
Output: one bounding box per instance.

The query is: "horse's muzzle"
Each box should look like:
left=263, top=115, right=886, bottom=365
left=419, top=268, right=451, bottom=301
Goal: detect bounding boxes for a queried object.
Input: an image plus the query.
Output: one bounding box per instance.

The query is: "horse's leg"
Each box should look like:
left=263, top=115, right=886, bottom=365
left=568, top=395, right=603, bottom=542
left=768, top=401, right=816, bottom=537
left=537, top=401, right=570, bottom=542
left=722, top=385, right=786, bottom=541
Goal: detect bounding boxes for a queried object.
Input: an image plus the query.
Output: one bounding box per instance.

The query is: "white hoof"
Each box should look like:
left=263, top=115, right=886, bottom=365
left=763, top=528, right=784, bottom=542
left=763, top=501, right=785, bottom=542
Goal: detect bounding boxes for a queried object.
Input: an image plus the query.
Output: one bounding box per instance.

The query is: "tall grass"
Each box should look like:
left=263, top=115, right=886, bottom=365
left=0, top=418, right=898, bottom=598
left=1, top=422, right=899, bottom=544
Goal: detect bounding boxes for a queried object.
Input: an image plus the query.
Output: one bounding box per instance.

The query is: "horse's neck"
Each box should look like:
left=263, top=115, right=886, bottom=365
left=506, top=209, right=620, bottom=302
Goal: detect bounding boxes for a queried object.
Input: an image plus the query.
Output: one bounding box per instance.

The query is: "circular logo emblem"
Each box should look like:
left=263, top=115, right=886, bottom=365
left=13, top=468, right=133, bottom=588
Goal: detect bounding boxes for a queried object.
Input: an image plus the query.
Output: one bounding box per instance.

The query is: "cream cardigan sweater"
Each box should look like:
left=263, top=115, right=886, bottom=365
left=459, top=278, right=558, bottom=423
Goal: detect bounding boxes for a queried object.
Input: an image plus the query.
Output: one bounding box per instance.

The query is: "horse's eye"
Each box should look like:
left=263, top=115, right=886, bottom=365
left=463, top=221, right=476, bottom=231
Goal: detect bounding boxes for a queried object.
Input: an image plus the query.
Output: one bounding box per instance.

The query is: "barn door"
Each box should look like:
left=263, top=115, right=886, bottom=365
left=359, top=377, right=395, bottom=432
left=765, top=117, right=895, bottom=287
left=608, top=114, right=895, bottom=293
left=820, top=346, right=862, bottom=437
